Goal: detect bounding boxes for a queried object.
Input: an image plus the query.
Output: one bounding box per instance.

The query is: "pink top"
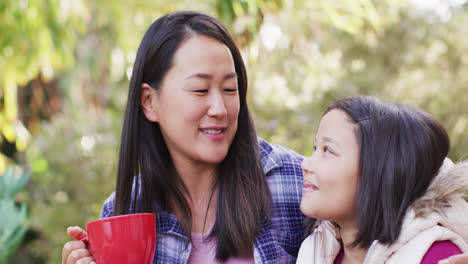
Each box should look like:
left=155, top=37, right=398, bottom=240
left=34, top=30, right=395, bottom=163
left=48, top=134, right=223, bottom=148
left=187, top=230, right=255, bottom=264
left=420, top=240, right=463, bottom=263
left=333, top=240, right=462, bottom=264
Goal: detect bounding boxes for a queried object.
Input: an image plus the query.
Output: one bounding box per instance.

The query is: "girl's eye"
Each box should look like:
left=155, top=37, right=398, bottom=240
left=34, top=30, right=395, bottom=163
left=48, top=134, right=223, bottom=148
left=323, top=146, right=334, bottom=155
left=313, top=145, right=317, bottom=151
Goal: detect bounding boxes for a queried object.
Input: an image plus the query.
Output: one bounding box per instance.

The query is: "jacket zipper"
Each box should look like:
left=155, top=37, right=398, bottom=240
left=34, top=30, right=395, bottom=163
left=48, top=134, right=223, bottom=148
left=362, top=240, right=377, bottom=263
left=312, top=232, right=317, bottom=264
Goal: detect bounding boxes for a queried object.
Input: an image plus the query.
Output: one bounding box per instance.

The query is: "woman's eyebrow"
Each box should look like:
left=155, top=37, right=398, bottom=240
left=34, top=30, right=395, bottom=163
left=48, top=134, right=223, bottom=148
left=185, top=72, right=237, bottom=80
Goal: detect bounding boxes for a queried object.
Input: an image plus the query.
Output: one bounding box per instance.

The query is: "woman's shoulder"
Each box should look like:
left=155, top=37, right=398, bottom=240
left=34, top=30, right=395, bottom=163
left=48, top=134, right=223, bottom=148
left=258, top=138, right=304, bottom=159
left=257, top=137, right=304, bottom=174
left=99, top=177, right=144, bottom=218
left=100, top=191, right=116, bottom=218
left=258, top=138, right=304, bottom=197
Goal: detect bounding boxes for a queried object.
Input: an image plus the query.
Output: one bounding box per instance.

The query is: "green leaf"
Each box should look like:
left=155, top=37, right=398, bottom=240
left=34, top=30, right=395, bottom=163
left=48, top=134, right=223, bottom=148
left=0, top=199, right=27, bottom=261
left=0, top=166, right=29, bottom=199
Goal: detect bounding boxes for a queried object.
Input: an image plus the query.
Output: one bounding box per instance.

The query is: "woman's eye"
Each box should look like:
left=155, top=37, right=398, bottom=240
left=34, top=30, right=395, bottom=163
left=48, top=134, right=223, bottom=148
left=193, top=89, right=208, bottom=93
left=323, top=146, right=333, bottom=154
left=224, top=88, right=238, bottom=93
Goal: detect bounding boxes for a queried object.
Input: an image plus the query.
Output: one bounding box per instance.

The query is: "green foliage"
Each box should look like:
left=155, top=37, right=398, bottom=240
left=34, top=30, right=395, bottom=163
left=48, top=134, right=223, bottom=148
left=248, top=1, right=468, bottom=158
left=24, top=106, right=121, bottom=263
left=0, top=0, right=86, bottom=155
left=0, top=166, right=29, bottom=199
left=0, top=200, right=27, bottom=263
left=0, top=166, right=29, bottom=263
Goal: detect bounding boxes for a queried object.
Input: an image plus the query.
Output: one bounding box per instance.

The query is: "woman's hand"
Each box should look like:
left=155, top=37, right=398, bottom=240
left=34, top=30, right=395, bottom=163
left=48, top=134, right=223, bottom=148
left=61, top=226, right=95, bottom=264
left=439, top=253, right=468, bottom=264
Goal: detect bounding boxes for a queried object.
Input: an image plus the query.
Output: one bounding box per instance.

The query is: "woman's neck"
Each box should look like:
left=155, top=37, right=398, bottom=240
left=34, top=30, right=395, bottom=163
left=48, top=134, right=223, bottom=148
left=172, top=159, right=219, bottom=233
left=337, top=221, right=367, bottom=264
left=171, top=155, right=218, bottom=196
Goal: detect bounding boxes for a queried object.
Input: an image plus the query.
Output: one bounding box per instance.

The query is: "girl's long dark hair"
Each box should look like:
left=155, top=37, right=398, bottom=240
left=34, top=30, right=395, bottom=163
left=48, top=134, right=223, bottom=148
left=113, top=11, right=271, bottom=260
left=324, top=96, right=449, bottom=248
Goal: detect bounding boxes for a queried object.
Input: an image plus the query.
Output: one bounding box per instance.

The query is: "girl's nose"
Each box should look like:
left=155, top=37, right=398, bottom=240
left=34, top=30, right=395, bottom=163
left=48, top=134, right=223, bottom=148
left=301, top=154, right=315, bottom=174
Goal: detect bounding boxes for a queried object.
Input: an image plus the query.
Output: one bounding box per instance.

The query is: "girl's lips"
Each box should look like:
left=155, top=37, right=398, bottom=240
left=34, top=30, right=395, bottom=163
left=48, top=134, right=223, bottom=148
left=302, top=179, right=319, bottom=192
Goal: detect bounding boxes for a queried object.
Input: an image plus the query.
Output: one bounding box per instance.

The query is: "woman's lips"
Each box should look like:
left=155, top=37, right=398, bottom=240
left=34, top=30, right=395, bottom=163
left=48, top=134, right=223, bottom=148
left=200, top=127, right=226, bottom=140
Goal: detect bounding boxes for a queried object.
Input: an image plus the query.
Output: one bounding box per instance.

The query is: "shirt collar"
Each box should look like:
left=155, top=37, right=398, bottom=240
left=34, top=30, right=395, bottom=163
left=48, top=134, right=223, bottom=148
left=156, top=207, right=189, bottom=239
left=258, top=138, right=284, bottom=174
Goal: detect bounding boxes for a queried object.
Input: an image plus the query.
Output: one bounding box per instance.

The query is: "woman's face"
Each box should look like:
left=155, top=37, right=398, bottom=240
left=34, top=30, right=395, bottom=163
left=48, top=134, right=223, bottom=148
left=300, top=109, right=360, bottom=225
left=146, top=35, right=240, bottom=170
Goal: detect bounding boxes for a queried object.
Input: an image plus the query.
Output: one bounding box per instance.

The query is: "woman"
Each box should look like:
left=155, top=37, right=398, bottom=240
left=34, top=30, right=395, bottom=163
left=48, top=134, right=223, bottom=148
left=62, top=11, right=305, bottom=264
left=297, top=96, right=468, bottom=263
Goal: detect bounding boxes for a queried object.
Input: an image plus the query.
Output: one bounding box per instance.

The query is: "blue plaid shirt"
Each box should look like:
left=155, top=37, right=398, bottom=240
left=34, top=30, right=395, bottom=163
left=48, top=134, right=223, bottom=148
left=100, top=138, right=305, bottom=263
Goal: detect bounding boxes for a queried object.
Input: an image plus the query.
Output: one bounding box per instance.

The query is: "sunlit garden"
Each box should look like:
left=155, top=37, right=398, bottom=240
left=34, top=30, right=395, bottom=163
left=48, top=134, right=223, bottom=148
left=1, top=0, right=468, bottom=263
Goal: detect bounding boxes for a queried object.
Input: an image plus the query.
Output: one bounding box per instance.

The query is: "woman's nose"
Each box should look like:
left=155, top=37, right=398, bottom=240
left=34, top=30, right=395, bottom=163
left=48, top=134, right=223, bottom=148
left=207, top=91, right=227, bottom=118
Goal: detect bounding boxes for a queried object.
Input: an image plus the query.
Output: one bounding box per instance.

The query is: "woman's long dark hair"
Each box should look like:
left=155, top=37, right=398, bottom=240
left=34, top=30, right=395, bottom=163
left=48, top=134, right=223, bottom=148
left=114, top=11, right=271, bottom=260
left=325, top=96, right=449, bottom=248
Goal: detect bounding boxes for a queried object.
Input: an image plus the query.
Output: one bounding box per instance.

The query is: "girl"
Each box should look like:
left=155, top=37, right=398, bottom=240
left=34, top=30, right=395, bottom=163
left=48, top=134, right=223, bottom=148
left=297, top=96, right=468, bottom=263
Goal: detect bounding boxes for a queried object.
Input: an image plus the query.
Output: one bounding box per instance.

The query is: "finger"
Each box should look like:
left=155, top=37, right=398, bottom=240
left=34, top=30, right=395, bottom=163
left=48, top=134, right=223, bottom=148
left=447, top=253, right=468, bottom=264
left=76, top=256, right=96, bottom=264
left=67, top=226, right=88, bottom=240
left=62, top=241, right=87, bottom=264
left=66, top=248, right=93, bottom=264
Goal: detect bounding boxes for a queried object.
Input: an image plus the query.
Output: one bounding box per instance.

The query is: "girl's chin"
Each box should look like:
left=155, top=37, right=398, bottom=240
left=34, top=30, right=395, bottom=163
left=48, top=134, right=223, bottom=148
left=300, top=203, right=318, bottom=218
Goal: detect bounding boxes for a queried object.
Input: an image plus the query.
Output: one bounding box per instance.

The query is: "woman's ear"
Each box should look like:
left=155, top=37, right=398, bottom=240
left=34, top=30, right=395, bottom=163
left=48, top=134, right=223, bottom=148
left=140, top=83, right=159, bottom=122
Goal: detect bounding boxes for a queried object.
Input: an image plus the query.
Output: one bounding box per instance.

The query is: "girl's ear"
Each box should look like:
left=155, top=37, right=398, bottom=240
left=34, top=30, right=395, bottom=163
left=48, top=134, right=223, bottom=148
left=140, top=83, right=159, bottom=122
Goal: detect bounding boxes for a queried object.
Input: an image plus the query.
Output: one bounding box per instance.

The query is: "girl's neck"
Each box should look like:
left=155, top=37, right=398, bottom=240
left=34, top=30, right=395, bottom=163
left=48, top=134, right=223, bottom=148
left=337, top=222, right=367, bottom=264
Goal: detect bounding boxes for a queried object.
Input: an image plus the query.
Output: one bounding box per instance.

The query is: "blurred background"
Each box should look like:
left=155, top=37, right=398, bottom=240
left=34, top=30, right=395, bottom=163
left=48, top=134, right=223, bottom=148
left=1, top=0, right=467, bottom=263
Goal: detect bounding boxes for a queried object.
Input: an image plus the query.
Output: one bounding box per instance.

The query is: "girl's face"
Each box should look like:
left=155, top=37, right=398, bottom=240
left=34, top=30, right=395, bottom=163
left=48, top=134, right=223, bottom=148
left=300, top=109, right=360, bottom=225
left=144, top=35, right=240, bottom=171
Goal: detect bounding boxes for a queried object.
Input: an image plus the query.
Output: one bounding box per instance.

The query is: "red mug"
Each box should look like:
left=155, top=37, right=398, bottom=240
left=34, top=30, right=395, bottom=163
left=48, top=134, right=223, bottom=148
left=81, top=213, right=156, bottom=264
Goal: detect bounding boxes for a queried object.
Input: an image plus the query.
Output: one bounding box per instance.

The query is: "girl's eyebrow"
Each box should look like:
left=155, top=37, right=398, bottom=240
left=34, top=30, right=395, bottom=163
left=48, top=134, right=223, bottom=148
left=323, top=136, right=338, bottom=144
left=316, top=136, right=340, bottom=147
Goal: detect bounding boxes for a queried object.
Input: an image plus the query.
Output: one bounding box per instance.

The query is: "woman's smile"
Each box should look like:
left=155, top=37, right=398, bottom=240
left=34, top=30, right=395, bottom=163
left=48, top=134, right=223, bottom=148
left=200, top=126, right=226, bottom=140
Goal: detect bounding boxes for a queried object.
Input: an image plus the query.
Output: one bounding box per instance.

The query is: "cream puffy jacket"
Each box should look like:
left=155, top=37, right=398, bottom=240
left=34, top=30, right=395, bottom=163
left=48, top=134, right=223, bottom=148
left=297, top=160, right=468, bottom=264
